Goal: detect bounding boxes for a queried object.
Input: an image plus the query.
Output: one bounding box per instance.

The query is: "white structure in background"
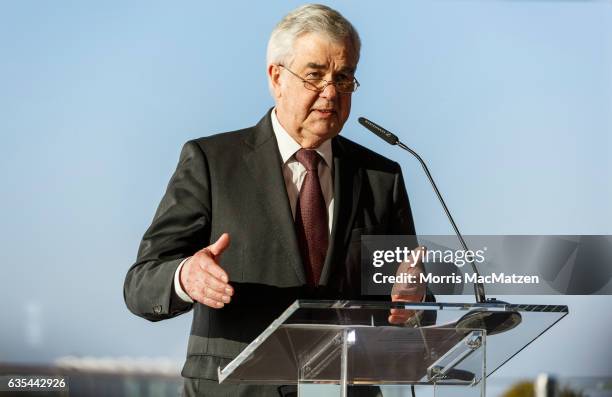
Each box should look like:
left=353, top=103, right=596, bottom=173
left=535, top=373, right=559, bottom=397
left=55, top=356, right=182, bottom=377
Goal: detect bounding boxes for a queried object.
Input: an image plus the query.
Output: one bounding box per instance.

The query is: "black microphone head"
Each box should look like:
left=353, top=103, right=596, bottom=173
left=358, top=117, right=399, bottom=145
left=455, top=309, right=522, bottom=336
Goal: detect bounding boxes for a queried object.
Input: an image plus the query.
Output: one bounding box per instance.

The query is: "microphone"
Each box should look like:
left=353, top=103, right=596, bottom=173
left=359, top=117, right=524, bottom=335
left=358, top=117, right=487, bottom=303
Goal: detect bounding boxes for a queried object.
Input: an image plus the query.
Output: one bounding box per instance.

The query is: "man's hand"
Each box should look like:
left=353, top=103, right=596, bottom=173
left=179, top=233, right=234, bottom=309
left=388, top=246, right=427, bottom=325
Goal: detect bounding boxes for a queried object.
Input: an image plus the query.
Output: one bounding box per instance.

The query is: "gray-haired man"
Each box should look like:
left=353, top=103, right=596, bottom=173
left=124, top=4, right=426, bottom=396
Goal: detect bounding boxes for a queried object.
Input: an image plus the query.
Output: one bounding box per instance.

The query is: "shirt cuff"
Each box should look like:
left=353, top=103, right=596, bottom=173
left=174, top=257, right=194, bottom=303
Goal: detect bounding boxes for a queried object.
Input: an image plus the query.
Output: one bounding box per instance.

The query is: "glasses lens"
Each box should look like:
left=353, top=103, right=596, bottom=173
left=303, top=80, right=357, bottom=93
left=303, top=80, right=324, bottom=91
left=337, top=82, right=356, bottom=93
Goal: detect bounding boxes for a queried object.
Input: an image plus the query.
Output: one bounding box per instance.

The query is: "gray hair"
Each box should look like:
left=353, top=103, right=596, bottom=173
left=267, top=4, right=361, bottom=67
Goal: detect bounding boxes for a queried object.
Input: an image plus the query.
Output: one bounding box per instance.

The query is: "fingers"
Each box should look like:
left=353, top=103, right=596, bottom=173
left=391, top=268, right=426, bottom=298
left=186, top=267, right=233, bottom=309
left=199, top=259, right=230, bottom=285
left=192, top=258, right=233, bottom=308
left=389, top=298, right=417, bottom=324
left=392, top=246, right=427, bottom=299
left=200, top=270, right=232, bottom=296
left=190, top=278, right=231, bottom=308
left=388, top=309, right=416, bottom=325
left=180, top=234, right=234, bottom=309
left=392, top=293, right=422, bottom=303
left=388, top=304, right=421, bottom=325
left=389, top=291, right=423, bottom=325
left=206, top=233, right=231, bottom=258
left=189, top=290, right=227, bottom=309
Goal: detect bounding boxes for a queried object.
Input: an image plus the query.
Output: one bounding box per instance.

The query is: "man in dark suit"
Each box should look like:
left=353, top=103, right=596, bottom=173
left=124, top=4, right=426, bottom=396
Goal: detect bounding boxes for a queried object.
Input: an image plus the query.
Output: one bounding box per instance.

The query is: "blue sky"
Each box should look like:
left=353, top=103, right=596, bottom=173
left=0, top=0, right=610, bottom=383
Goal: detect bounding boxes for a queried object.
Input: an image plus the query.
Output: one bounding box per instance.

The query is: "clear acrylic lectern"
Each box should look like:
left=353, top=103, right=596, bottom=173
left=218, top=300, right=568, bottom=396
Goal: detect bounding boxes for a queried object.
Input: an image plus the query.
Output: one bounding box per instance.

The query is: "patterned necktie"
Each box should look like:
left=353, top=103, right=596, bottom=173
left=294, top=149, right=329, bottom=286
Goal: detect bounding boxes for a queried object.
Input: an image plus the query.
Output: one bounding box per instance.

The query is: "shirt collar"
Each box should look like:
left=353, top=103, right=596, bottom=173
left=271, top=108, right=333, bottom=167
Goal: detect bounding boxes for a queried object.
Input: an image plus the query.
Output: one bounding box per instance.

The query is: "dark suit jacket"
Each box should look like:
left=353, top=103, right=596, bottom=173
left=124, top=108, right=419, bottom=382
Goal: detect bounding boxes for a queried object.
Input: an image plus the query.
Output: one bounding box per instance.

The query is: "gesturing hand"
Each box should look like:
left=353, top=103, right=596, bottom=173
left=388, top=246, right=427, bottom=325
left=179, top=233, right=234, bottom=309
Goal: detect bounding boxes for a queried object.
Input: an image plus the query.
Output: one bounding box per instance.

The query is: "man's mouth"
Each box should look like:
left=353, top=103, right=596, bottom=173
left=312, top=109, right=336, bottom=116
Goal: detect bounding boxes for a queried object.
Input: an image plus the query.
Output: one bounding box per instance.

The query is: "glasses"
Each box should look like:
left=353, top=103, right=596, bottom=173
left=278, top=64, right=360, bottom=94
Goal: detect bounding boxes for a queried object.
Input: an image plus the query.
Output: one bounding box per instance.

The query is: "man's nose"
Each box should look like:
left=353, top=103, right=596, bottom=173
left=319, top=82, right=338, bottom=99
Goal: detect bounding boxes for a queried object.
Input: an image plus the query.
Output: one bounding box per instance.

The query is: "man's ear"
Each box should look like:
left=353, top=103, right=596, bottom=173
left=267, top=64, right=282, bottom=99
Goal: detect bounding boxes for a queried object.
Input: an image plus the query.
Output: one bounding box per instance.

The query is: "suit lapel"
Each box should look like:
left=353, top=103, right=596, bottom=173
left=242, top=111, right=306, bottom=284
left=241, top=112, right=363, bottom=287
left=319, top=137, right=362, bottom=285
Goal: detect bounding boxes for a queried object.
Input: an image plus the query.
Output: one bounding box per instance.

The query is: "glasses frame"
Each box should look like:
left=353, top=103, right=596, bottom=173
left=278, top=64, right=360, bottom=94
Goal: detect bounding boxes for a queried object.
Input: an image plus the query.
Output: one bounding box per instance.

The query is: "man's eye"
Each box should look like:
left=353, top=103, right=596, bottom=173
left=305, top=72, right=322, bottom=79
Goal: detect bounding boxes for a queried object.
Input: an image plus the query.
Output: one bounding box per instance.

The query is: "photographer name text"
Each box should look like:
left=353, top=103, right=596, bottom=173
left=372, top=272, right=540, bottom=285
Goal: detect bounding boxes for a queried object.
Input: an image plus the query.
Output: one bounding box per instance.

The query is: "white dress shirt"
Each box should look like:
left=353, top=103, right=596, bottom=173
left=173, top=109, right=335, bottom=303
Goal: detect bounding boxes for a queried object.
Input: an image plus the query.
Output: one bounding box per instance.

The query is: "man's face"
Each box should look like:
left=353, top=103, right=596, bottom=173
left=269, top=33, right=358, bottom=148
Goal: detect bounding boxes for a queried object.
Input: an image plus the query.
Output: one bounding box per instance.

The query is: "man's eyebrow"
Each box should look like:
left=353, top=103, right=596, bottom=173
left=338, top=66, right=356, bottom=74
left=305, top=62, right=326, bottom=70
left=304, top=63, right=356, bottom=74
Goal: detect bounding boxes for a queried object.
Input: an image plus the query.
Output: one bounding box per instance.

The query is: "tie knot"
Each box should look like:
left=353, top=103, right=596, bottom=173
left=295, top=149, right=321, bottom=171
